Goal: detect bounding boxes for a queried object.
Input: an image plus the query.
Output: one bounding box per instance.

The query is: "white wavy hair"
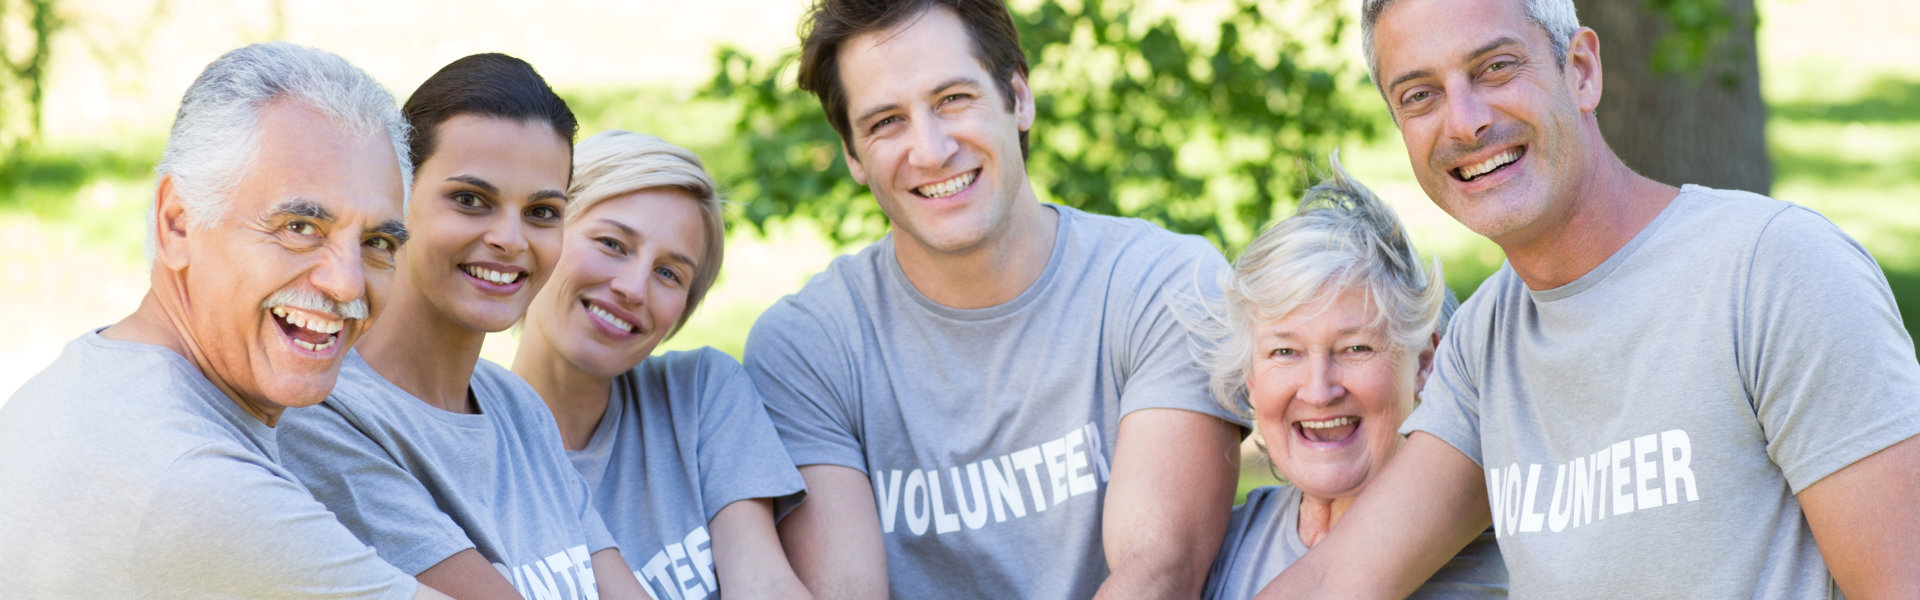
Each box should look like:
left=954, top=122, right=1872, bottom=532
left=1361, top=0, right=1581, bottom=91
left=566, top=130, right=726, bottom=339
left=1189, top=153, right=1454, bottom=419
left=153, top=42, right=410, bottom=246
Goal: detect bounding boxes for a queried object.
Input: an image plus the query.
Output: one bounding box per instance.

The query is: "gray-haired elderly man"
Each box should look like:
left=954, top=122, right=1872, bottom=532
left=0, top=43, right=450, bottom=599
left=1258, top=0, right=1920, bottom=598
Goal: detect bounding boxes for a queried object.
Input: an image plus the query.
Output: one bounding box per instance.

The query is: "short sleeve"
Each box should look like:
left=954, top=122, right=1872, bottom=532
left=1402, top=284, right=1492, bottom=467
left=476, top=362, right=621, bottom=556
left=1743, top=206, right=1920, bottom=492
left=691, top=348, right=809, bottom=522
left=1115, top=237, right=1248, bottom=426
left=277, top=404, right=475, bottom=574
left=744, top=300, right=868, bottom=472
left=133, top=444, right=418, bottom=600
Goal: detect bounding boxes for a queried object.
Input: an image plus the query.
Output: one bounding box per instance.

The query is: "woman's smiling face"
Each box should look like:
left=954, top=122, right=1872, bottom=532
left=402, top=115, right=572, bottom=333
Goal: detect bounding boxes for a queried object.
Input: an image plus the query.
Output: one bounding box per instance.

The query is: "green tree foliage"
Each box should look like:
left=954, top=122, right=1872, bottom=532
left=1, top=0, right=61, bottom=182
left=705, top=0, right=1371, bottom=249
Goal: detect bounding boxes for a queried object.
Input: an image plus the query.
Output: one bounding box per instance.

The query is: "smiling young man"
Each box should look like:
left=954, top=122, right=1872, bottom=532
left=742, top=0, right=1247, bottom=597
left=0, top=43, right=451, bottom=599
left=1257, top=0, right=1920, bottom=598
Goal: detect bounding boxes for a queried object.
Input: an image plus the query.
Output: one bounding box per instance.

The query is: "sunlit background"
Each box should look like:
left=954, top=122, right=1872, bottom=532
left=6, top=1, right=1918, bottom=493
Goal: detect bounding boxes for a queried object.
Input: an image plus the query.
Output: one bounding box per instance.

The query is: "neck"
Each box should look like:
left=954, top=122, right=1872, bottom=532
left=894, top=194, right=1058, bottom=309
left=357, top=277, right=486, bottom=414
left=105, top=275, right=285, bottom=426
left=1498, top=148, right=1680, bottom=291
left=1296, top=491, right=1357, bottom=548
left=512, top=320, right=615, bottom=451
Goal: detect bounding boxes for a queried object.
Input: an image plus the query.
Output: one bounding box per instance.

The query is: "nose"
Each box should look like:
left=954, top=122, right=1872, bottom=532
left=483, top=213, right=529, bottom=256
left=1297, top=354, right=1346, bottom=407
left=311, top=242, right=367, bottom=311
left=609, top=265, right=650, bottom=308
left=1441, top=84, right=1493, bottom=145
left=906, top=113, right=958, bottom=171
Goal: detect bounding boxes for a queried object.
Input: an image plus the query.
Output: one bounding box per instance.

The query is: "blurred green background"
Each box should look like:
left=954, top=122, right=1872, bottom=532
left=4, top=0, right=1917, bottom=496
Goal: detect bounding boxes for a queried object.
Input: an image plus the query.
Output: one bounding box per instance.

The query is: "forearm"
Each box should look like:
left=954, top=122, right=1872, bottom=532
left=590, top=549, right=650, bottom=600
left=1801, top=434, right=1920, bottom=599
left=780, top=465, right=889, bottom=599
left=712, top=498, right=812, bottom=599
left=1096, top=409, right=1240, bottom=599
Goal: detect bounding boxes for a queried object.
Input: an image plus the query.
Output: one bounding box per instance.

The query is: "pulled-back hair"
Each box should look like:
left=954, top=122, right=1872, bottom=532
left=1193, top=153, right=1454, bottom=418
left=567, top=130, right=726, bottom=339
left=402, top=53, right=578, bottom=182
left=796, top=0, right=1030, bottom=158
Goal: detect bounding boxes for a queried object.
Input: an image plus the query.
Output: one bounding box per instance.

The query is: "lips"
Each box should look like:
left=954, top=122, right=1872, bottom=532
left=271, top=305, right=344, bottom=353
left=1451, top=147, right=1525, bottom=182
left=1295, top=416, right=1361, bottom=445
left=913, top=170, right=977, bottom=199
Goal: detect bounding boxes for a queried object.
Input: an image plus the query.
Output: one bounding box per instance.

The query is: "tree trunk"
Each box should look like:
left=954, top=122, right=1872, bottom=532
left=1575, top=0, right=1771, bottom=195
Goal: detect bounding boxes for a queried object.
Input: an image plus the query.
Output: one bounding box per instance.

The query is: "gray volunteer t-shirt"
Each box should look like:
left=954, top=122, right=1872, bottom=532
left=0, top=332, right=416, bottom=599
left=1403, top=185, right=1920, bottom=598
left=279, top=351, right=617, bottom=599
left=745, top=204, right=1244, bottom=598
left=569, top=347, right=806, bottom=600
left=1202, top=485, right=1506, bottom=600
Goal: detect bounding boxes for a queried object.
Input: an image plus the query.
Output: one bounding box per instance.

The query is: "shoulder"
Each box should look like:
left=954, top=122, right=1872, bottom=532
left=1062, top=206, right=1225, bottom=269
left=471, top=358, right=562, bottom=426
left=633, top=348, right=751, bottom=401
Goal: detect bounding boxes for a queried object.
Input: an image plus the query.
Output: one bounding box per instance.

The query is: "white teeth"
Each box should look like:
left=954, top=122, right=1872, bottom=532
left=292, top=337, right=336, bottom=352
left=464, top=265, right=519, bottom=285
left=914, top=171, right=976, bottom=199
left=272, top=306, right=344, bottom=335
left=587, top=303, right=635, bottom=333
left=1459, top=148, right=1522, bottom=181
left=1298, top=416, right=1358, bottom=429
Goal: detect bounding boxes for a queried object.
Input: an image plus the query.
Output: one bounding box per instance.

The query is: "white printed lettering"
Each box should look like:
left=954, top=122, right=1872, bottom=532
left=684, top=527, right=715, bottom=593
left=982, top=456, right=1026, bottom=523
left=1546, top=464, right=1572, bottom=533
left=904, top=469, right=931, bottom=535
left=1042, top=438, right=1071, bottom=507
left=1633, top=434, right=1663, bottom=511
left=1065, top=428, right=1097, bottom=496
left=927, top=467, right=961, bottom=534
left=1011, top=447, right=1049, bottom=513
left=1662, top=429, right=1699, bottom=505
left=875, top=469, right=904, bottom=534
left=1610, top=440, right=1635, bottom=516
left=953, top=464, right=991, bottom=530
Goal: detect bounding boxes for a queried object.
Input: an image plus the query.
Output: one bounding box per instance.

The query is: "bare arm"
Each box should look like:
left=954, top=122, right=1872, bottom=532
left=1256, top=432, right=1490, bottom=600
left=416, top=549, right=522, bottom=600
left=1799, top=433, right=1920, bottom=599
left=1093, top=409, right=1241, bottom=599
left=591, top=548, right=650, bottom=600
left=779, top=465, right=888, bottom=599
left=711, top=498, right=812, bottom=598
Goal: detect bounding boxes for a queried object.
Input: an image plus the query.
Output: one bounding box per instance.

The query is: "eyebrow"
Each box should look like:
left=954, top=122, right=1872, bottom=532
left=373, top=220, right=410, bottom=246
left=851, top=76, right=982, bottom=130
left=1386, top=36, right=1524, bottom=95
left=445, top=175, right=498, bottom=195
left=270, top=199, right=335, bottom=222
left=593, top=218, right=699, bottom=269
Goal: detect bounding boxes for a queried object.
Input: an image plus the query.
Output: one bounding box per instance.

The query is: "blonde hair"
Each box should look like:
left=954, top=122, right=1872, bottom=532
left=567, top=130, right=725, bottom=338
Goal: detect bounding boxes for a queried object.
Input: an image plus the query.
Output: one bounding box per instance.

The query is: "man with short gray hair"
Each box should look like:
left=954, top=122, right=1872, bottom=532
left=0, top=42, right=448, bottom=599
left=1259, top=0, right=1920, bottom=598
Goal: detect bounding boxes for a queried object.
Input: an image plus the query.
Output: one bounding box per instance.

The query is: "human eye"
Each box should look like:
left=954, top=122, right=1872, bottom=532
left=1268, top=347, right=1297, bottom=359
left=656, top=266, right=685, bottom=285
left=595, top=236, right=627, bottom=255
left=450, top=191, right=485, bottom=209
left=363, top=235, right=396, bottom=252
left=869, top=115, right=901, bottom=134
left=528, top=204, right=562, bottom=223
left=285, top=220, right=318, bottom=236
left=1399, top=88, right=1435, bottom=107
left=1344, top=345, right=1375, bottom=354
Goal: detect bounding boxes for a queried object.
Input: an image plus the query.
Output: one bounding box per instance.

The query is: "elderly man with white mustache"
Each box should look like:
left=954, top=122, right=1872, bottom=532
left=0, top=43, right=451, bottom=599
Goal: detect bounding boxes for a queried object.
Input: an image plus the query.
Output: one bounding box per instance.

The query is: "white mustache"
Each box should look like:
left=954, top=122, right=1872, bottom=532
left=261, top=288, right=368, bottom=321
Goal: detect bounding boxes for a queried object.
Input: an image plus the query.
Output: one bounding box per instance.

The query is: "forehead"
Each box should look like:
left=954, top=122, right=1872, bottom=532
left=1259, top=286, right=1379, bottom=338
left=417, top=114, right=571, bottom=186
left=581, top=188, right=709, bottom=253
left=836, top=6, right=990, bottom=108
left=1373, top=0, right=1541, bottom=79
left=241, top=99, right=404, bottom=222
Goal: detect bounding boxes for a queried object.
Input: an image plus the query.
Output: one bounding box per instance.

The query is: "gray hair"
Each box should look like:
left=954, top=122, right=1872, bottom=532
left=154, top=42, right=411, bottom=243
left=1361, top=0, right=1581, bottom=92
left=1193, top=153, right=1454, bottom=419
left=567, top=130, right=726, bottom=339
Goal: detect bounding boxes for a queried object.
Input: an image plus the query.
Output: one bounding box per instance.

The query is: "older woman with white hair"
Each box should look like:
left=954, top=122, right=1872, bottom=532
left=513, top=130, right=811, bottom=599
left=1198, top=159, right=1506, bottom=599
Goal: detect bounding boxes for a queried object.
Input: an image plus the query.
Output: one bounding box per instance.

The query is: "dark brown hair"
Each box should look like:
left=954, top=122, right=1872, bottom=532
left=402, top=53, right=578, bottom=182
left=796, top=0, right=1031, bottom=159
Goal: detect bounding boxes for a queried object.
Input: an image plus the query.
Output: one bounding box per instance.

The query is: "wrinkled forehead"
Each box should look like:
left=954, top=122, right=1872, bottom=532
left=247, top=102, right=407, bottom=224
left=1371, top=0, right=1541, bottom=78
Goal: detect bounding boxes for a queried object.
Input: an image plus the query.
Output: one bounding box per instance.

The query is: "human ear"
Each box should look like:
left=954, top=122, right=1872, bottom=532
left=1566, top=27, right=1603, bottom=113
left=843, top=144, right=868, bottom=186
left=153, top=175, right=194, bottom=271
left=1009, top=71, right=1036, bottom=132
left=1414, top=331, right=1440, bottom=392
